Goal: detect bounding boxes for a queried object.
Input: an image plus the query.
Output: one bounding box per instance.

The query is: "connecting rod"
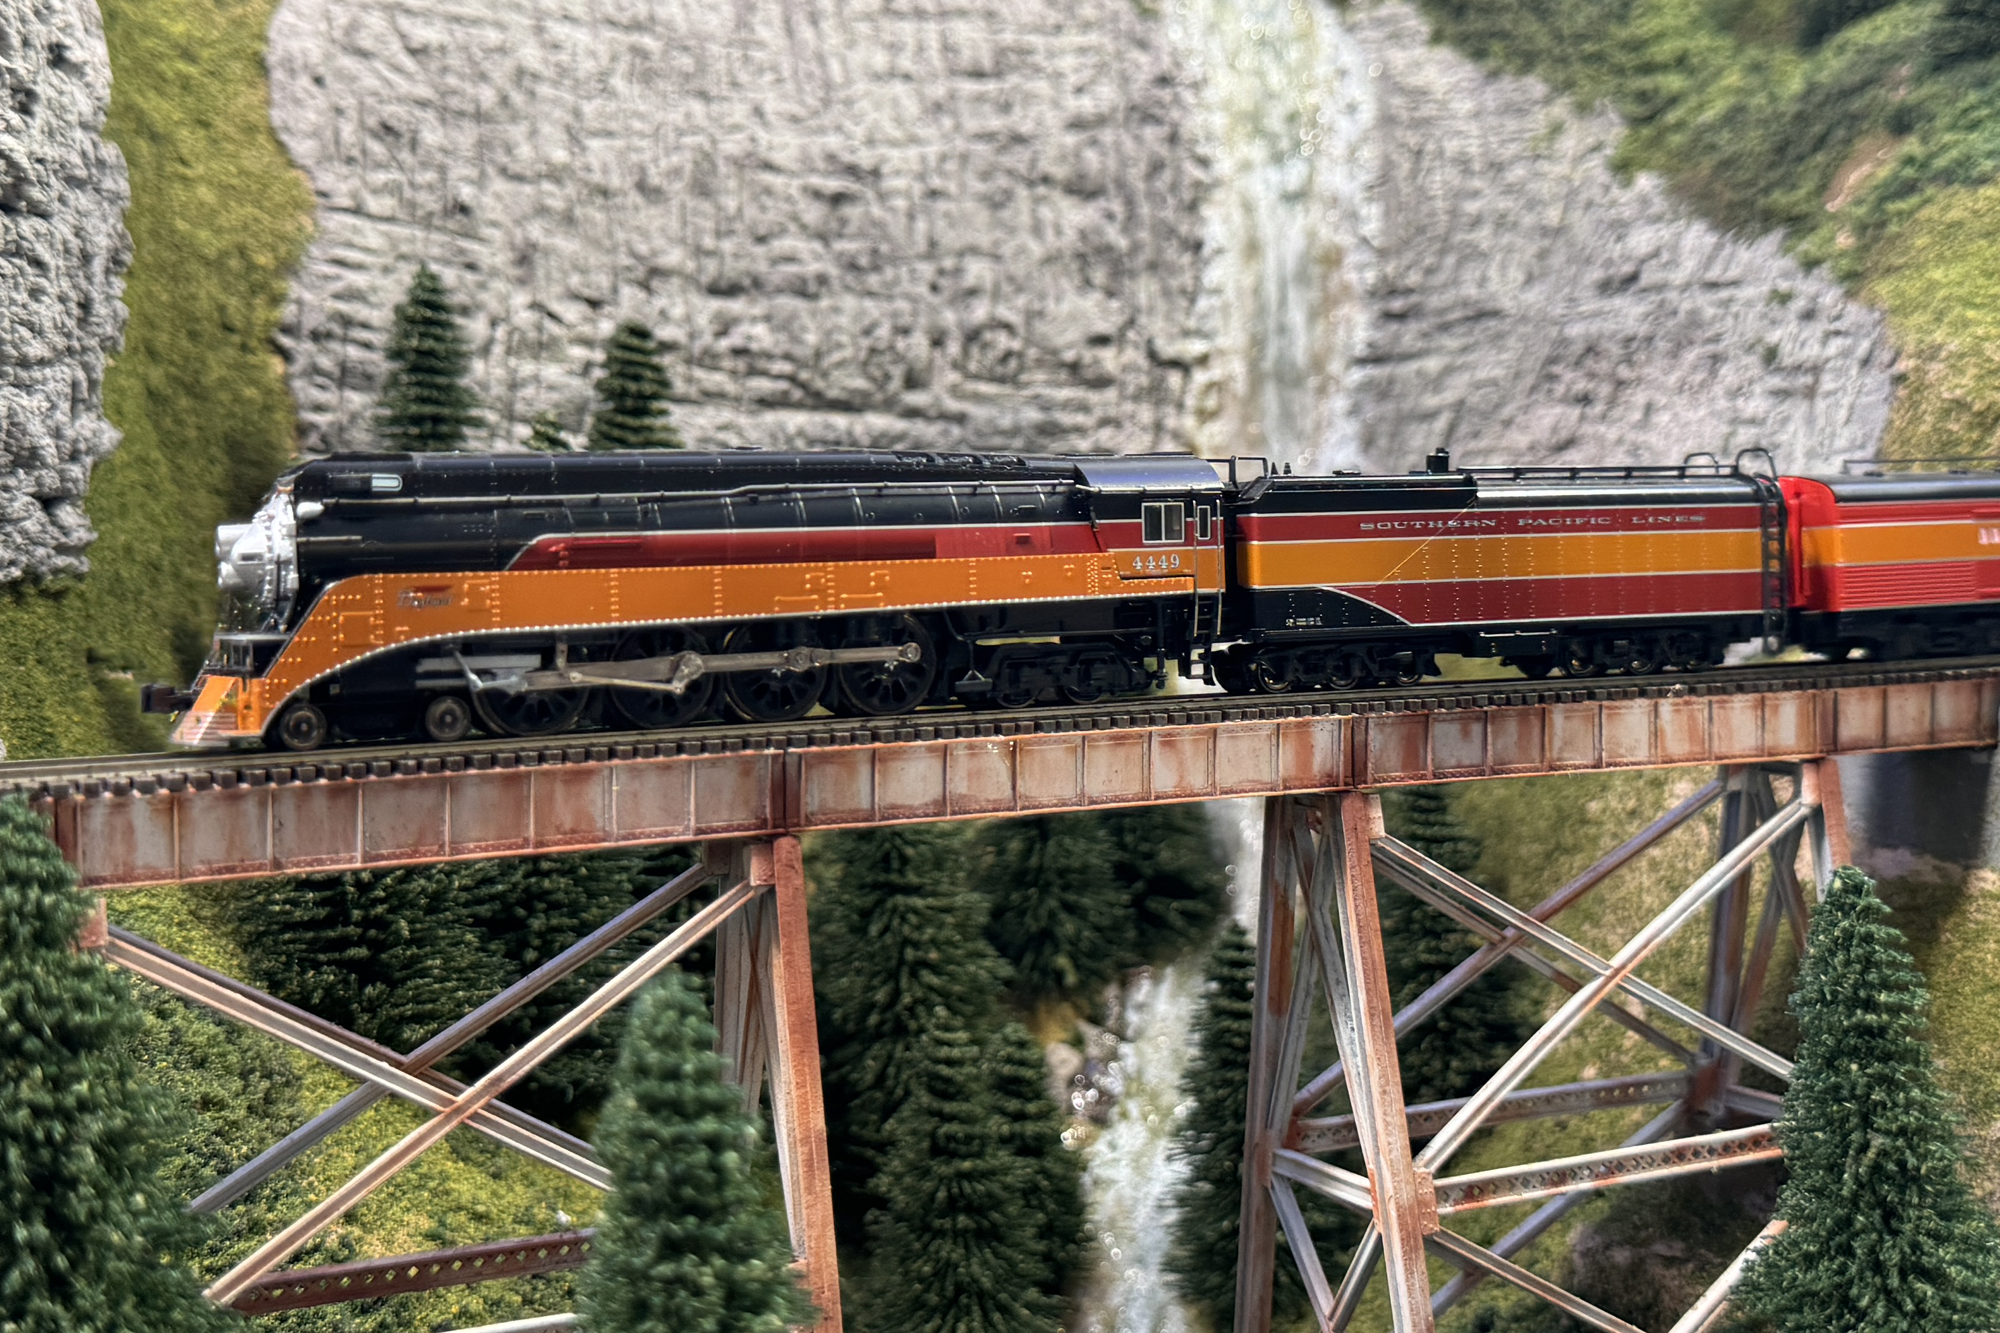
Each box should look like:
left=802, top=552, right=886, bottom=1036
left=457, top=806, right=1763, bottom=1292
left=204, top=876, right=761, bottom=1306
left=188, top=860, right=715, bottom=1212
left=1414, top=796, right=1813, bottom=1172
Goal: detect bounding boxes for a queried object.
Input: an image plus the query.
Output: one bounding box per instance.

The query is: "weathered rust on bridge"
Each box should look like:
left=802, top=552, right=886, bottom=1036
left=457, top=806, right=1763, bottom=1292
left=38, top=667, right=1999, bottom=890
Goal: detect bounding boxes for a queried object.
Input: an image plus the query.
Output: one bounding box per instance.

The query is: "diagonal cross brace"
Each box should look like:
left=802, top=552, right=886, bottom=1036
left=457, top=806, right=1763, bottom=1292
left=102, top=932, right=606, bottom=1190
left=185, top=861, right=715, bottom=1212
left=204, top=876, right=762, bottom=1307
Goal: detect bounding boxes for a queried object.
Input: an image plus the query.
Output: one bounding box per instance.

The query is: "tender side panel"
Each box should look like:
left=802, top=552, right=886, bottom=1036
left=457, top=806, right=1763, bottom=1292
left=1787, top=476, right=2000, bottom=613
left=1235, top=493, right=1765, bottom=632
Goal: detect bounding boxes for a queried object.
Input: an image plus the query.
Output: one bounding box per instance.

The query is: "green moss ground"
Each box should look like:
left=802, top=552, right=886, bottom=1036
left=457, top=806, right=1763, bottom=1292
left=0, top=0, right=309, bottom=759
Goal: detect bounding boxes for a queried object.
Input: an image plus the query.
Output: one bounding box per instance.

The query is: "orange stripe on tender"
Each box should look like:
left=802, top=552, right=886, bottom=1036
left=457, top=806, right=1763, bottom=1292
left=1242, top=530, right=1761, bottom=589
left=235, top=551, right=1203, bottom=734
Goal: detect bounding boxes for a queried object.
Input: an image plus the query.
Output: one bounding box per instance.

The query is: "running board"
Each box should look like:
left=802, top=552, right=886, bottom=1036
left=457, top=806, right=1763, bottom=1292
left=460, top=643, right=922, bottom=698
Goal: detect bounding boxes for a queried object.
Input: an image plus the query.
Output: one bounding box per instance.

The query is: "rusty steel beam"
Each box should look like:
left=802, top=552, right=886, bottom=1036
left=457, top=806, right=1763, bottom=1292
left=38, top=669, right=1997, bottom=890
left=1297, top=1072, right=1691, bottom=1154
left=1413, top=797, right=1812, bottom=1174
left=190, top=860, right=714, bottom=1213
left=1234, top=800, right=1303, bottom=1333
left=228, top=1231, right=594, bottom=1314
left=1269, top=1181, right=1339, bottom=1330
left=1666, top=1218, right=1786, bottom=1333
left=1292, top=779, right=1722, bottom=1116
left=204, top=877, right=761, bottom=1307
left=1432, top=1124, right=1780, bottom=1214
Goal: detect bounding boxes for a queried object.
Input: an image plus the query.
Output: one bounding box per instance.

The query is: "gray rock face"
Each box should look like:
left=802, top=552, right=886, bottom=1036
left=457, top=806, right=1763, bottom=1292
left=0, top=0, right=128, bottom=580
left=1319, top=3, right=1891, bottom=475
left=266, top=0, right=1208, bottom=455
left=266, top=0, right=1891, bottom=476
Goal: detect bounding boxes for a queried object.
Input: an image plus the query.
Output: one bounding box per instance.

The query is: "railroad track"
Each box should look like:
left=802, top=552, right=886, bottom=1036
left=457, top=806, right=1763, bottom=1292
left=9, top=655, right=2000, bottom=803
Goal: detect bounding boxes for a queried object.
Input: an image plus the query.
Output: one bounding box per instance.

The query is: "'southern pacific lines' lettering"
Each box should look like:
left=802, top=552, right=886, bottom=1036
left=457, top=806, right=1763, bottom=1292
left=1339, top=512, right=1716, bottom=534
left=1358, top=518, right=1501, bottom=531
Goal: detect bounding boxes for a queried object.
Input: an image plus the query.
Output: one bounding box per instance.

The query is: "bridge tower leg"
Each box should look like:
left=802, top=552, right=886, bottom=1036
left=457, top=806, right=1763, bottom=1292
left=1238, top=761, right=1851, bottom=1333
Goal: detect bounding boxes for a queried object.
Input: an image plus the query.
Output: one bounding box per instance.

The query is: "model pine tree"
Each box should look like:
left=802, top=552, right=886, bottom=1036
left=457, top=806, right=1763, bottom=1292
left=588, top=321, right=684, bottom=451
left=376, top=263, right=481, bottom=451
left=975, top=814, right=1132, bottom=1004
left=809, top=825, right=1009, bottom=1240
left=0, top=798, right=230, bottom=1333
left=577, top=969, right=810, bottom=1333
left=1167, top=921, right=1259, bottom=1325
left=1379, top=786, right=1528, bottom=1104
left=986, top=1021, right=1085, bottom=1302
left=866, top=1015, right=1061, bottom=1333
left=1100, top=804, right=1231, bottom=966
left=525, top=410, right=572, bottom=452
left=1733, top=866, right=2000, bottom=1332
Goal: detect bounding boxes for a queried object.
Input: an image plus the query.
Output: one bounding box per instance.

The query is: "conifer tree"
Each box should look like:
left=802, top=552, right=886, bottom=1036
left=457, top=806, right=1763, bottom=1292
left=975, top=814, right=1131, bottom=1005
left=1101, top=804, right=1231, bottom=966
left=578, top=969, right=809, bottom=1333
left=867, top=1016, right=1061, bottom=1333
left=377, top=263, right=481, bottom=451
left=1733, top=866, right=2000, bottom=1332
left=588, top=322, right=683, bottom=451
left=525, top=411, right=572, bottom=452
left=0, top=798, right=230, bottom=1333
left=1167, top=922, right=1258, bottom=1325
left=987, top=1022, right=1085, bottom=1302
left=1378, top=787, right=1528, bottom=1104
left=810, top=825, right=1010, bottom=1240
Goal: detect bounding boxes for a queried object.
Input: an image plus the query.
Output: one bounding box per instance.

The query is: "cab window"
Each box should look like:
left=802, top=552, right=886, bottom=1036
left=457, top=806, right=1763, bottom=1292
left=1142, top=501, right=1186, bottom=544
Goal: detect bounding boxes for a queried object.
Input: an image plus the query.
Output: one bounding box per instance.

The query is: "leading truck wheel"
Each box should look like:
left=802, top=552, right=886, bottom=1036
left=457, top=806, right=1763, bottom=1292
left=275, top=702, right=328, bottom=752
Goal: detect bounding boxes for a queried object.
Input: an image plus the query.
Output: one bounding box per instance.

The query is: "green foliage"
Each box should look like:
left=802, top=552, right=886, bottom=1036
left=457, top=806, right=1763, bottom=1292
left=0, top=799, right=228, bottom=1333
left=1932, top=0, right=2000, bottom=62
left=588, top=322, right=683, bottom=451
left=1801, top=0, right=1898, bottom=45
left=986, top=1022, right=1085, bottom=1301
left=376, top=264, right=481, bottom=451
left=526, top=411, right=573, bottom=452
left=1166, top=923, right=1257, bottom=1325
left=1100, top=805, right=1231, bottom=965
left=1379, top=787, right=1531, bottom=1105
left=232, top=852, right=664, bottom=1123
left=808, top=826, right=1010, bottom=1242
left=1734, top=866, right=2000, bottom=1331
left=0, top=0, right=310, bottom=759
left=578, top=969, right=810, bottom=1333
left=865, top=1017, right=1061, bottom=1333
left=976, top=815, right=1130, bottom=1005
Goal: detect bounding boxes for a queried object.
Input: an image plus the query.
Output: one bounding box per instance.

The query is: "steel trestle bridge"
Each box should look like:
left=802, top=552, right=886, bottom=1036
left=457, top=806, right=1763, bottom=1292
left=26, top=656, right=1997, bottom=1332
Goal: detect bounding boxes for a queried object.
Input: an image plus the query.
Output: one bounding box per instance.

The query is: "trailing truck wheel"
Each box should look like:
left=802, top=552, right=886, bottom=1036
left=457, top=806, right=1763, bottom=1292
left=474, top=686, right=590, bottom=738
left=423, top=695, right=473, bottom=744
left=1248, top=653, right=1293, bottom=694
left=275, top=702, right=328, bottom=752
left=609, top=628, right=714, bottom=730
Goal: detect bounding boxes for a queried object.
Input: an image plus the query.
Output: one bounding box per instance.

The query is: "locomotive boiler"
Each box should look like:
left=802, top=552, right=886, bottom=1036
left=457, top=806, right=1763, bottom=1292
left=155, top=448, right=2000, bottom=751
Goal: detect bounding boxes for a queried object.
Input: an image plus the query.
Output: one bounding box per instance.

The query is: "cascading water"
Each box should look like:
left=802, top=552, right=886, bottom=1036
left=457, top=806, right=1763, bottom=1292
left=1066, top=5, right=1370, bottom=1324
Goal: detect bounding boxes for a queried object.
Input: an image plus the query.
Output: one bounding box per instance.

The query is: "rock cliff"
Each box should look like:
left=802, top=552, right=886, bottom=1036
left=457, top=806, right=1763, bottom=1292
left=0, top=0, right=127, bottom=580
left=267, top=0, right=1892, bottom=473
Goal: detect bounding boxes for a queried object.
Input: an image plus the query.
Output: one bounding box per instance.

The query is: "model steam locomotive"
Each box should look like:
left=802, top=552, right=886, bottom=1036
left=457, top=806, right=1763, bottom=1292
left=152, top=448, right=2000, bottom=751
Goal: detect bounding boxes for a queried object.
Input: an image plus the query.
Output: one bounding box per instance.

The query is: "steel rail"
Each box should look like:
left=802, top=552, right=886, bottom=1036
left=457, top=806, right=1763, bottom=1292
left=204, top=877, right=761, bottom=1306
left=10, top=655, right=1999, bottom=802
left=101, top=933, right=605, bottom=1189
left=1374, top=838, right=1797, bottom=1082
left=1432, top=1124, right=1780, bottom=1213
left=1414, top=797, right=1813, bottom=1172
left=189, top=860, right=714, bottom=1212
left=1425, top=1228, right=1646, bottom=1333
left=1291, top=780, right=1722, bottom=1114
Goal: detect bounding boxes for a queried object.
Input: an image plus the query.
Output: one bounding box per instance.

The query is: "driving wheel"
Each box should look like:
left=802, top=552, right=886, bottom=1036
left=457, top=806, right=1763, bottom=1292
left=720, top=622, right=826, bottom=722
left=474, top=686, right=589, bottom=737
left=608, top=627, right=714, bottom=730
left=835, top=617, right=936, bottom=717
